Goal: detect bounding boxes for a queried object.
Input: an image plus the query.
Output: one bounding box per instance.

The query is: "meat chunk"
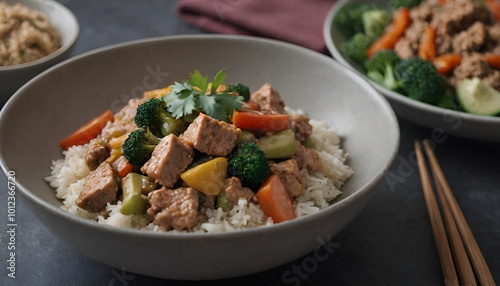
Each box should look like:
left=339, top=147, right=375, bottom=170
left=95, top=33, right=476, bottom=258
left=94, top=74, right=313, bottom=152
left=222, top=177, right=254, bottom=205
left=101, top=98, right=145, bottom=139
left=289, top=113, right=313, bottom=142
left=76, top=163, right=118, bottom=212
left=249, top=83, right=286, bottom=114
left=141, top=134, right=194, bottom=188
left=84, top=138, right=110, bottom=170
left=270, top=159, right=307, bottom=199
left=293, top=141, right=321, bottom=172
left=199, top=193, right=216, bottom=209
left=147, top=187, right=200, bottom=231
left=182, top=113, right=241, bottom=157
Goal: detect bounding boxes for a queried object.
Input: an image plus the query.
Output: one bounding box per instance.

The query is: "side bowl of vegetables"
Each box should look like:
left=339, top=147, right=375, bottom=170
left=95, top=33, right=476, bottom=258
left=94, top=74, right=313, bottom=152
left=324, top=0, right=500, bottom=142
left=0, top=35, right=399, bottom=280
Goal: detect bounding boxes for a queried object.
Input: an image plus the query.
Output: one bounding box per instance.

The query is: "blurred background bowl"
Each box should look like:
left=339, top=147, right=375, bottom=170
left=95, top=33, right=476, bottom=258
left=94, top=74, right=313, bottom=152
left=0, top=0, right=79, bottom=107
left=0, top=35, right=399, bottom=280
left=323, top=0, right=500, bottom=142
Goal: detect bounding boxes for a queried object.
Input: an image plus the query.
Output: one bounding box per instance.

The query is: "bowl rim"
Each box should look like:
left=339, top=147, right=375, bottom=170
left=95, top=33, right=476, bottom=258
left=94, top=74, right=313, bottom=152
left=0, top=0, right=80, bottom=72
left=322, top=0, right=500, bottom=126
left=0, top=34, right=400, bottom=239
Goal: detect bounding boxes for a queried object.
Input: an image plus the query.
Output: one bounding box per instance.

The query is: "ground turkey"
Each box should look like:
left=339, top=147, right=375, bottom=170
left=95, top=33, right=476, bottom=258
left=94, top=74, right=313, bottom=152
left=182, top=113, right=241, bottom=157
left=147, top=187, right=200, bottom=231
left=452, top=21, right=488, bottom=54
left=141, top=134, right=194, bottom=188
left=76, top=162, right=118, bottom=212
left=451, top=53, right=493, bottom=86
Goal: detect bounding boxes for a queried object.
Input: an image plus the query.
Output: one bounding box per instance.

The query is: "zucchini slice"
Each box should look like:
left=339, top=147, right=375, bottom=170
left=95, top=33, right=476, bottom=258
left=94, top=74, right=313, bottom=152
left=456, top=77, right=500, bottom=116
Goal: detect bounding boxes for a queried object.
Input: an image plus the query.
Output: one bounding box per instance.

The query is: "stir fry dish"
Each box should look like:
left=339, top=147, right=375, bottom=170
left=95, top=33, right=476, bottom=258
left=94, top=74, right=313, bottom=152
left=334, top=0, right=500, bottom=116
left=47, top=69, right=353, bottom=233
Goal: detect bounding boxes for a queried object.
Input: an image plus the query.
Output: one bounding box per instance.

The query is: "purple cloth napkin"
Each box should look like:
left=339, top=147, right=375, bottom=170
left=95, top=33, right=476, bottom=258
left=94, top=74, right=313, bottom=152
left=177, top=0, right=337, bottom=52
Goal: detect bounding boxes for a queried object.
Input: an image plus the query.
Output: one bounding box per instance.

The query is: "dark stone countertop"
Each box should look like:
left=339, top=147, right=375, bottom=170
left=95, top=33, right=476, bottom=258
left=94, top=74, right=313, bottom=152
left=0, top=1, right=499, bottom=285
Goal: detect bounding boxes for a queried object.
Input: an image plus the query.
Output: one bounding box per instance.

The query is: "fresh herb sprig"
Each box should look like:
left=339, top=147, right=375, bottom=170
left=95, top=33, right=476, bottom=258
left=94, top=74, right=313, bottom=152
left=163, top=69, right=243, bottom=122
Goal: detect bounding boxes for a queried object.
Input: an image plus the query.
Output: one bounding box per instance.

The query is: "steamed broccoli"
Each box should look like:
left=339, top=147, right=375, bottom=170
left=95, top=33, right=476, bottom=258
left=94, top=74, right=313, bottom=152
left=227, top=83, right=251, bottom=102
left=362, top=9, right=391, bottom=38
left=388, top=0, right=422, bottom=10
left=333, top=3, right=376, bottom=38
left=366, top=50, right=401, bottom=91
left=437, top=92, right=459, bottom=111
left=122, top=128, right=161, bottom=166
left=394, top=57, right=447, bottom=105
left=342, top=33, right=374, bottom=63
left=134, top=98, right=188, bottom=137
left=227, top=142, right=270, bottom=191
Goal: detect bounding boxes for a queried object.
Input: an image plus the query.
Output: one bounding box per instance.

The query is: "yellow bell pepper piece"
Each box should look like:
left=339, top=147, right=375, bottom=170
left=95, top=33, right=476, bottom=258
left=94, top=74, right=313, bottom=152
left=180, top=157, right=228, bottom=195
left=105, top=148, right=122, bottom=164
left=109, top=132, right=130, bottom=149
left=143, top=85, right=172, bottom=99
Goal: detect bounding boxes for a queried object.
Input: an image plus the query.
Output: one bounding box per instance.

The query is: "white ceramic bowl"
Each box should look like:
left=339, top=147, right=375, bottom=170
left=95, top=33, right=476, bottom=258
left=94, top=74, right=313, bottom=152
left=0, top=0, right=79, bottom=106
left=0, top=35, right=399, bottom=280
left=324, top=0, right=500, bottom=142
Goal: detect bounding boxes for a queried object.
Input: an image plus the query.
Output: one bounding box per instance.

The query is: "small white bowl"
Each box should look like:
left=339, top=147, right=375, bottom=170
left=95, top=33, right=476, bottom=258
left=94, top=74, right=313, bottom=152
left=0, top=35, right=399, bottom=280
left=0, top=0, right=79, bottom=106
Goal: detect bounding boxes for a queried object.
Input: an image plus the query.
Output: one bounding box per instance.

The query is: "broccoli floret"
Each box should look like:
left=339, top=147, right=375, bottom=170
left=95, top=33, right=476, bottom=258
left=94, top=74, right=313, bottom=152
left=388, top=0, right=422, bottom=10
left=395, top=57, right=447, bottom=105
left=437, top=92, right=459, bottom=111
left=135, top=98, right=188, bottom=137
left=362, top=9, right=391, bottom=38
left=122, top=128, right=161, bottom=166
left=366, top=50, right=401, bottom=91
left=227, top=142, right=270, bottom=191
left=227, top=83, right=251, bottom=102
left=342, top=33, right=374, bottom=63
left=333, top=3, right=376, bottom=38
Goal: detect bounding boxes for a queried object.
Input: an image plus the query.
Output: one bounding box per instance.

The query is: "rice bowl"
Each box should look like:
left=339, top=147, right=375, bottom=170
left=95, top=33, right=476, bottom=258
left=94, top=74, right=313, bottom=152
left=0, top=35, right=399, bottom=279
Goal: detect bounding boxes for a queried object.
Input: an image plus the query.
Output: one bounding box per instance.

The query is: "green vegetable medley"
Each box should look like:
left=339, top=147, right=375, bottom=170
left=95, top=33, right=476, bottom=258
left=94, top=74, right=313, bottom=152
left=333, top=0, right=500, bottom=116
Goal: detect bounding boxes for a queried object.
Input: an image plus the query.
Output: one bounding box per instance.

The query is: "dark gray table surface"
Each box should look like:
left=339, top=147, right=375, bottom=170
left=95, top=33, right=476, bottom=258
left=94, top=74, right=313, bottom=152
left=1, top=1, right=499, bottom=285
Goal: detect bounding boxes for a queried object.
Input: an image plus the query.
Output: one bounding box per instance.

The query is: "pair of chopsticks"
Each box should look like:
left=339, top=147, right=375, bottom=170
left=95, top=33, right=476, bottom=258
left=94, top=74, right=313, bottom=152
left=414, top=140, right=495, bottom=286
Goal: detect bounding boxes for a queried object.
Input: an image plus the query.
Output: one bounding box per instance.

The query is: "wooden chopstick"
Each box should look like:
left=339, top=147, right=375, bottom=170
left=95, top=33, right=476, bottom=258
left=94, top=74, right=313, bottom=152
left=422, top=140, right=495, bottom=286
left=414, top=141, right=459, bottom=286
left=431, top=159, right=476, bottom=286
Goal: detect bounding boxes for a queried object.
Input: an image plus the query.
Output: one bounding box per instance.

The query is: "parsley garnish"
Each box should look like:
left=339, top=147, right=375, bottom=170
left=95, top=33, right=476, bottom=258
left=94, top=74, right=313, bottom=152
left=163, top=69, right=243, bottom=122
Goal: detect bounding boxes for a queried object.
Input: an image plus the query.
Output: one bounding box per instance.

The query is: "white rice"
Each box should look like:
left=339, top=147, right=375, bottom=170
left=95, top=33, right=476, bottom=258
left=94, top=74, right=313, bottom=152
left=45, top=113, right=353, bottom=233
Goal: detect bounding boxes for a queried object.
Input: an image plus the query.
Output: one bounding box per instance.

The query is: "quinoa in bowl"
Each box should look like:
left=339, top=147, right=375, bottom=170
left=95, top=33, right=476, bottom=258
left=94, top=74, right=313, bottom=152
left=0, top=1, right=62, bottom=66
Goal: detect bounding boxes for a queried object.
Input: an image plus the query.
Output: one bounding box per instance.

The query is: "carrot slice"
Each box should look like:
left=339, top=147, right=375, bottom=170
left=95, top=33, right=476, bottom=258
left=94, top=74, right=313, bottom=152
left=484, top=0, right=500, bottom=21
left=115, top=156, right=134, bottom=177
left=485, top=54, right=500, bottom=69
left=433, top=54, right=462, bottom=75
left=419, top=25, right=436, bottom=60
left=256, top=174, right=296, bottom=223
left=231, top=110, right=289, bottom=132
left=59, top=109, right=114, bottom=150
left=367, top=7, right=410, bottom=59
